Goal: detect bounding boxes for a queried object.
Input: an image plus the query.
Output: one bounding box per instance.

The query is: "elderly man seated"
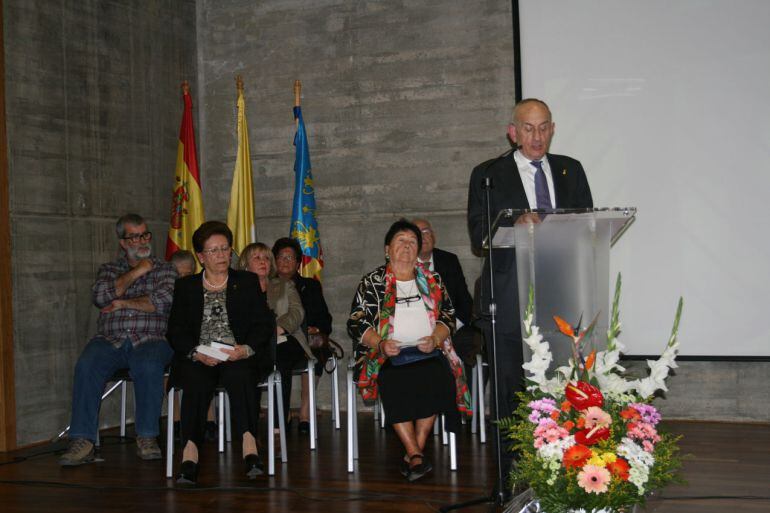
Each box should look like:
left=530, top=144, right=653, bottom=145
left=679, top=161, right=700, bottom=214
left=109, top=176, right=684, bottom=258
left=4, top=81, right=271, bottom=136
left=59, top=213, right=177, bottom=466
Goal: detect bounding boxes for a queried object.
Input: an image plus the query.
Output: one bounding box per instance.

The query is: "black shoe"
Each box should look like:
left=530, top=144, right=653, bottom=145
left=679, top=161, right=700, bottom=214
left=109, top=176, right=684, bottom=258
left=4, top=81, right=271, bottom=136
left=399, top=458, right=410, bottom=478
left=176, top=460, right=198, bottom=485
left=406, top=454, right=433, bottom=482
left=244, top=453, right=264, bottom=479
left=298, top=421, right=310, bottom=434
left=204, top=421, right=217, bottom=442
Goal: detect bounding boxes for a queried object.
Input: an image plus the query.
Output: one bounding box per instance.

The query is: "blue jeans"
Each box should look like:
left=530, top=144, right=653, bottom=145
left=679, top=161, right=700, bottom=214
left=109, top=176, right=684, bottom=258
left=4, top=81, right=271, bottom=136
left=68, top=336, right=173, bottom=442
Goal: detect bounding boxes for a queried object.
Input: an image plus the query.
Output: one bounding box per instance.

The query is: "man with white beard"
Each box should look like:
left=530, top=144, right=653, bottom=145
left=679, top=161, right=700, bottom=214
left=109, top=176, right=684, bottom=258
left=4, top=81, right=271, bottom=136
left=60, top=214, right=177, bottom=466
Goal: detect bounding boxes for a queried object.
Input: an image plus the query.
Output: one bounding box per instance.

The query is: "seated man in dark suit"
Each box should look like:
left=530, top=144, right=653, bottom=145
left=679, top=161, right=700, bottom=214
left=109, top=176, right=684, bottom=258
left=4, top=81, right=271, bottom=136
left=272, top=237, right=333, bottom=435
left=412, top=218, right=479, bottom=370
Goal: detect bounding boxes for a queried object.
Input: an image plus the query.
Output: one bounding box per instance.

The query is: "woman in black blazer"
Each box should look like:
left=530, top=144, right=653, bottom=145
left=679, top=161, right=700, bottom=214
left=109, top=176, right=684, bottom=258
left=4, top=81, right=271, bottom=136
left=167, top=221, right=274, bottom=485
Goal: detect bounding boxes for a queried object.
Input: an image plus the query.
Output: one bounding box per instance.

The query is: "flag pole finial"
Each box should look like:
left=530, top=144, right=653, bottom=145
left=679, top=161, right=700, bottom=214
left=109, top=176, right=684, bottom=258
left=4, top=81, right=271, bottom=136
left=294, top=80, right=302, bottom=107
left=236, top=75, right=244, bottom=93
left=181, top=80, right=190, bottom=95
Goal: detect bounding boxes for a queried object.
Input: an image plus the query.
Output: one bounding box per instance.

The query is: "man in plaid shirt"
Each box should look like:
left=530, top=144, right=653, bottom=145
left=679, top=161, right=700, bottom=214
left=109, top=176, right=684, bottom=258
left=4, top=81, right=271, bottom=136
left=60, top=213, right=177, bottom=466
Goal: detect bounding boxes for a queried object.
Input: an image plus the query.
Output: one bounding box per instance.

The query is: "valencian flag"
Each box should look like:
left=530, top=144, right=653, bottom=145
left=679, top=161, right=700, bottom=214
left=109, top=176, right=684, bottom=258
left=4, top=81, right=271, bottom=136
left=290, top=81, right=323, bottom=281
left=166, top=81, right=205, bottom=264
left=226, top=76, right=256, bottom=256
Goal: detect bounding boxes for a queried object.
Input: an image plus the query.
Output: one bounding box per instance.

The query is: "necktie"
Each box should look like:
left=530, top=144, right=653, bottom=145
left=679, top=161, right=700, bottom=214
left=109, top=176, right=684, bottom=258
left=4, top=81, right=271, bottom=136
left=531, top=160, right=552, bottom=209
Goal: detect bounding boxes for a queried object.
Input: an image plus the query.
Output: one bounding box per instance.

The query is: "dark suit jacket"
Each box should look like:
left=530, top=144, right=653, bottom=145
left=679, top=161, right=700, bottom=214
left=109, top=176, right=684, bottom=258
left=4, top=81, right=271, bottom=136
left=467, top=151, right=593, bottom=333
left=166, top=269, right=275, bottom=381
left=431, top=247, right=474, bottom=327
left=293, top=275, right=333, bottom=335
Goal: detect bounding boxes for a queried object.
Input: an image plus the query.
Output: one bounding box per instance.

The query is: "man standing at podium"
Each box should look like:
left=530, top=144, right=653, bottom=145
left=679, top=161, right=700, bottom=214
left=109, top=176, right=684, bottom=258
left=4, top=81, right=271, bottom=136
left=467, top=98, right=593, bottom=474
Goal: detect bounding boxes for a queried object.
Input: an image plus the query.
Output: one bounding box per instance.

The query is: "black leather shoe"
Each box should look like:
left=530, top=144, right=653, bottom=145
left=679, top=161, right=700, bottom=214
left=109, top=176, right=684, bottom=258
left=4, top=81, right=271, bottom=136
left=298, top=421, right=310, bottom=434
left=406, top=454, right=433, bottom=482
left=244, top=453, right=264, bottom=479
left=176, top=460, right=198, bottom=485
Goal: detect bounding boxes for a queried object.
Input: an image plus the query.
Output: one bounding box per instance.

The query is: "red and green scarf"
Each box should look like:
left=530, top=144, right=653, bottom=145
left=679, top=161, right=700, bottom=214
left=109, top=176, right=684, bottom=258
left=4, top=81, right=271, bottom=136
left=357, top=263, right=472, bottom=415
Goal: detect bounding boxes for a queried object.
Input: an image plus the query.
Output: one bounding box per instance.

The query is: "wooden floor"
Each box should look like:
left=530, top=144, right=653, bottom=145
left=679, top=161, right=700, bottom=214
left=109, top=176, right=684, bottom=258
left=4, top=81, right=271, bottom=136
left=0, top=415, right=768, bottom=513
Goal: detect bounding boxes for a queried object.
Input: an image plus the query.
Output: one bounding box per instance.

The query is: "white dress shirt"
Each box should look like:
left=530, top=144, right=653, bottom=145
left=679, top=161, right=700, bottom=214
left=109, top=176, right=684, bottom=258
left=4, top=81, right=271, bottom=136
left=513, top=149, right=556, bottom=209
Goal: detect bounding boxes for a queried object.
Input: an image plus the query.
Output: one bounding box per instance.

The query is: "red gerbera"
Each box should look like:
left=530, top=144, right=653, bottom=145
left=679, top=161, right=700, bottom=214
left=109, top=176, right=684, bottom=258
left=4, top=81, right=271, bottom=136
left=606, top=457, right=631, bottom=481
left=620, top=407, right=640, bottom=421
left=563, top=444, right=592, bottom=469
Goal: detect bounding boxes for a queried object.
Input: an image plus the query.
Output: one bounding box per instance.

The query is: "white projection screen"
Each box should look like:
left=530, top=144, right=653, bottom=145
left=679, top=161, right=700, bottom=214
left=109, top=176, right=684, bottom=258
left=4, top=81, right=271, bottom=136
left=519, top=1, right=770, bottom=357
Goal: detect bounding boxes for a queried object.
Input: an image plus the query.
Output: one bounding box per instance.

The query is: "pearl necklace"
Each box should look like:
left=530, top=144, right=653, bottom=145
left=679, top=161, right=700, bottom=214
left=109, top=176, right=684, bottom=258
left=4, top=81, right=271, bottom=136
left=202, top=271, right=228, bottom=290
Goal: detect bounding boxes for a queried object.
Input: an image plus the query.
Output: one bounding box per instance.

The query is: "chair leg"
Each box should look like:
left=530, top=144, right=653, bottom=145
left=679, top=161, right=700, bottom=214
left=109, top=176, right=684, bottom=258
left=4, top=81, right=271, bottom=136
left=449, top=431, right=457, bottom=471
left=346, top=364, right=355, bottom=473
left=308, top=360, right=317, bottom=449
left=479, top=358, right=487, bottom=444
left=275, top=374, right=287, bottom=463
left=218, top=390, right=225, bottom=453
left=224, top=393, right=232, bottom=443
left=267, top=373, right=275, bottom=476
left=166, top=389, right=175, bottom=478
left=331, top=357, right=341, bottom=430
left=120, top=380, right=127, bottom=438
left=471, top=360, right=479, bottom=434
left=441, top=415, right=448, bottom=445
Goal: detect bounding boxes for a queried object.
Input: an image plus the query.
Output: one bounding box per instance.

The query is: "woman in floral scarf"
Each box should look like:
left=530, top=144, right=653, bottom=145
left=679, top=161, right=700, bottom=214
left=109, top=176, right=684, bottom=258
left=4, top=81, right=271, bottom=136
left=348, top=219, right=471, bottom=482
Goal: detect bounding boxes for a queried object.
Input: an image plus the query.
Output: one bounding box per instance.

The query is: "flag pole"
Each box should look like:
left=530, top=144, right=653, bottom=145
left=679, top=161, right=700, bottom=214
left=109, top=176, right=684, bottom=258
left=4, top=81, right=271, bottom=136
left=294, top=80, right=301, bottom=127
left=182, top=79, right=189, bottom=95
left=236, top=74, right=244, bottom=95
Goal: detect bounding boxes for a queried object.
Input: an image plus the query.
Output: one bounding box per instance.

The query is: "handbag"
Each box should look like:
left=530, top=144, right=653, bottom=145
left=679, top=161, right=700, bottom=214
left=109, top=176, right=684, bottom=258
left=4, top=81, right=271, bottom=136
left=307, top=331, right=345, bottom=373
left=389, top=346, right=440, bottom=367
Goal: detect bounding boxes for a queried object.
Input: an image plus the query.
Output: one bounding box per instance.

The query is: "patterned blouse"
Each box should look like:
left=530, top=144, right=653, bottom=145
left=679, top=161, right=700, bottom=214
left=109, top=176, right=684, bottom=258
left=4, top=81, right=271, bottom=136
left=199, top=289, right=236, bottom=346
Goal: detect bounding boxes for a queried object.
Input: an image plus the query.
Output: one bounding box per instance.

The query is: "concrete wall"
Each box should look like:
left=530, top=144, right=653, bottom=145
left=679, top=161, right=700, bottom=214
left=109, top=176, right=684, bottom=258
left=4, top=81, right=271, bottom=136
left=196, top=0, right=514, bottom=412
left=5, top=0, right=197, bottom=445
left=6, top=0, right=765, bottom=447
left=624, top=360, right=770, bottom=423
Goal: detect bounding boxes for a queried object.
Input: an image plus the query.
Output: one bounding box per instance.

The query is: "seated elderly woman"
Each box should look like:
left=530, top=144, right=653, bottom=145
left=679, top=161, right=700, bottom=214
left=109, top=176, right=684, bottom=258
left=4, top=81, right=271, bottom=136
left=348, top=219, right=470, bottom=482
left=167, top=221, right=274, bottom=485
left=238, top=242, right=313, bottom=430
left=272, top=237, right=333, bottom=434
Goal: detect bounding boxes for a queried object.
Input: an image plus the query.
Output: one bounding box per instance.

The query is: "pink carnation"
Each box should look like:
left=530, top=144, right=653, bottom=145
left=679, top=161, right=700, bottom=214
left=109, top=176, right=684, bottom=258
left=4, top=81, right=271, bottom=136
left=533, top=419, right=569, bottom=446
left=627, top=421, right=661, bottom=445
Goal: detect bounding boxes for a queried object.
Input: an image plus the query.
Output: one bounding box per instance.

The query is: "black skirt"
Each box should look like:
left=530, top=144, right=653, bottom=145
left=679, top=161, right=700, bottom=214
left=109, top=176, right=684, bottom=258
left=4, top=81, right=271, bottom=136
left=377, top=354, right=459, bottom=432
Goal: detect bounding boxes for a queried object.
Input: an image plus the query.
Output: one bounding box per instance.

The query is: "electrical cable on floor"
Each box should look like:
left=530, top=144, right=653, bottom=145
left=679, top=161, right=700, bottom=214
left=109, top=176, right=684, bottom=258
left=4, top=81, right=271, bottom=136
left=0, top=479, right=768, bottom=506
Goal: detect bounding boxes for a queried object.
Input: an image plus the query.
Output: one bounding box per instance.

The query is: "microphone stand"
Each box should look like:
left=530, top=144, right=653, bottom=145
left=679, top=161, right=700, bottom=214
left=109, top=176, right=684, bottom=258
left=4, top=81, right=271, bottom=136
left=440, top=175, right=508, bottom=512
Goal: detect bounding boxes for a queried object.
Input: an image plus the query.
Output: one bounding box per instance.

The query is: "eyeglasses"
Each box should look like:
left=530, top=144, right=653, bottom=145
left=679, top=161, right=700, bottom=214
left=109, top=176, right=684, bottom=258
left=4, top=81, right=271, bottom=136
left=277, top=254, right=297, bottom=262
left=122, top=231, right=152, bottom=243
left=395, top=294, right=421, bottom=305
left=201, top=246, right=231, bottom=256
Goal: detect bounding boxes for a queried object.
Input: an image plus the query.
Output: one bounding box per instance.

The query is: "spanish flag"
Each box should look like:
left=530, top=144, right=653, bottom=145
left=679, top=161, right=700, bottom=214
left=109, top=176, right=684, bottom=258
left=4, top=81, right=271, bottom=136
left=290, top=92, right=323, bottom=281
left=226, top=77, right=256, bottom=256
left=165, top=81, right=204, bottom=263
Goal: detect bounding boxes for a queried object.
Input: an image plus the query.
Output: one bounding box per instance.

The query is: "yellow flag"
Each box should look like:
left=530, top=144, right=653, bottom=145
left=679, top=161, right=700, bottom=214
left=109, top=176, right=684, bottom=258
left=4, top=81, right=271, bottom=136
left=226, top=81, right=256, bottom=256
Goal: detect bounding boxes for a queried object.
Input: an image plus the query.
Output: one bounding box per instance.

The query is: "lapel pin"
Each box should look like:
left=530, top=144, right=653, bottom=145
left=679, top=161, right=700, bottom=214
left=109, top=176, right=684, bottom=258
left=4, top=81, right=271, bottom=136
left=562, top=169, right=567, bottom=175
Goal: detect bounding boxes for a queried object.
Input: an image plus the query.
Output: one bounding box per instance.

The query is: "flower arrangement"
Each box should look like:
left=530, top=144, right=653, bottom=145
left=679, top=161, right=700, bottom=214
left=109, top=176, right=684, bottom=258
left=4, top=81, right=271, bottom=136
left=502, top=276, right=684, bottom=513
